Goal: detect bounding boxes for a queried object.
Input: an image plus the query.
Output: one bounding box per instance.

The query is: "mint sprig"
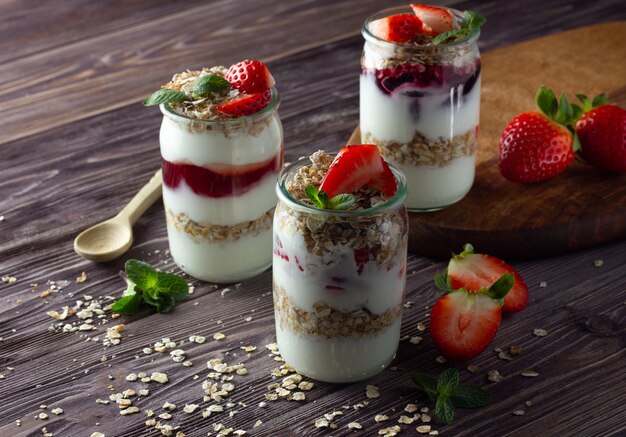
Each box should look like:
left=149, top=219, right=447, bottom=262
left=432, top=10, right=486, bottom=46
left=305, top=185, right=356, bottom=210
left=143, top=89, right=187, bottom=106
left=111, top=259, right=189, bottom=314
left=193, top=74, right=231, bottom=97
left=412, top=369, right=491, bottom=425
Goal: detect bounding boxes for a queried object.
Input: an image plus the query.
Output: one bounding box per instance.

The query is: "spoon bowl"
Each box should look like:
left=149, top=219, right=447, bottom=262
left=73, top=170, right=163, bottom=262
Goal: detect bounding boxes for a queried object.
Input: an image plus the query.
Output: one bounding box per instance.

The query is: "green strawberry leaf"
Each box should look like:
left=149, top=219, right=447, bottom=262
left=576, top=94, right=591, bottom=111
left=143, top=89, right=187, bottom=106
left=591, top=93, right=608, bottom=108
left=450, top=384, right=492, bottom=408
left=572, top=132, right=582, bottom=153
left=411, top=373, right=439, bottom=402
left=486, top=272, right=514, bottom=300
left=193, top=74, right=231, bottom=97
left=571, top=103, right=584, bottom=121
left=435, top=394, right=455, bottom=425
left=437, top=368, right=460, bottom=396
left=434, top=270, right=454, bottom=292
left=555, top=93, right=574, bottom=126
left=536, top=85, right=558, bottom=119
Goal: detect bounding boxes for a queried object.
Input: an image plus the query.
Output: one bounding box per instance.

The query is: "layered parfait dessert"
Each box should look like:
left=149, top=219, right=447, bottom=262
left=144, top=60, right=282, bottom=283
left=273, top=145, right=408, bottom=382
left=361, top=4, right=485, bottom=210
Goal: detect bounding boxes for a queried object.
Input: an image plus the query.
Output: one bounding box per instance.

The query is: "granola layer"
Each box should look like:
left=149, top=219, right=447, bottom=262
left=166, top=208, right=274, bottom=242
left=362, top=129, right=476, bottom=168
left=273, top=285, right=403, bottom=338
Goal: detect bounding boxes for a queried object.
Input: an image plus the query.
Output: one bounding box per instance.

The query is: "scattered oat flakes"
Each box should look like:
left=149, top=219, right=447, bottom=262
left=96, top=399, right=109, bottom=405
left=150, top=372, right=169, bottom=383
left=374, top=414, right=389, bottom=422
left=2, top=276, right=17, bottom=284
left=348, top=421, right=362, bottom=429
left=405, top=403, right=418, bottom=413
left=90, top=433, right=105, bottom=437
left=510, top=345, right=523, bottom=356
left=435, top=356, right=447, bottom=364
left=163, top=402, right=176, bottom=410
left=521, top=370, right=540, bottom=377
left=378, top=425, right=401, bottom=435
left=498, top=350, right=513, bottom=361
left=189, top=335, right=206, bottom=344
left=422, top=414, right=432, bottom=423
left=593, top=259, right=604, bottom=267
left=240, top=345, right=256, bottom=353
left=398, top=415, right=414, bottom=424
left=409, top=336, right=423, bottom=344
left=76, top=272, right=87, bottom=283
left=253, top=420, right=263, bottom=427
left=533, top=328, right=548, bottom=337
left=416, top=425, right=432, bottom=434
left=38, top=412, right=48, bottom=420
left=466, top=364, right=480, bottom=373
left=120, top=406, right=140, bottom=415
left=539, top=281, right=547, bottom=288
left=512, top=409, right=525, bottom=416
left=417, top=322, right=426, bottom=331
left=487, top=370, right=504, bottom=382
left=213, top=332, right=226, bottom=341
left=366, top=384, right=380, bottom=398
left=315, top=418, right=330, bottom=428
left=51, top=408, right=63, bottom=415
left=158, top=412, right=172, bottom=420
left=126, top=373, right=138, bottom=382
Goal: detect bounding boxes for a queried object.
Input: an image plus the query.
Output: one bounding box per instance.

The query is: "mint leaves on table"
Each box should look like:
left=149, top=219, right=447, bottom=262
left=305, top=185, right=356, bottom=210
left=111, top=259, right=189, bottom=315
left=192, top=74, right=230, bottom=97
left=432, top=10, right=486, bottom=46
left=412, top=368, right=491, bottom=425
left=143, top=89, right=187, bottom=106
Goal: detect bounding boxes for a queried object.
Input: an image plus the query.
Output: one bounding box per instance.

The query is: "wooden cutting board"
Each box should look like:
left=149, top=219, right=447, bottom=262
left=349, top=21, right=626, bottom=260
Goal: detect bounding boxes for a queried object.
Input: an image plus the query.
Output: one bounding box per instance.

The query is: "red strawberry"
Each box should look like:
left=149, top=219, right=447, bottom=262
left=574, top=96, right=626, bottom=173
left=410, top=4, right=454, bottom=36
left=225, top=60, right=275, bottom=94
left=446, top=244, right=528, bottom=313
left=319, top=144, right=397, bottom=198
left=369, top=13, right=423, bottom=43
left=499, top=86, right=576, bottom=183
left=429, top=289, right=503, bottom=364
left=217, top=90, right=271, bottom=117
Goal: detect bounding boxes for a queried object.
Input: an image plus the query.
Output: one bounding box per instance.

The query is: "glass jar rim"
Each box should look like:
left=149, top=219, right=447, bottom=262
left=361, top=5, right=480, bottom=49
left=276, top=154, right=408, bottom=217
left=159, top=86, right=280, bottom=124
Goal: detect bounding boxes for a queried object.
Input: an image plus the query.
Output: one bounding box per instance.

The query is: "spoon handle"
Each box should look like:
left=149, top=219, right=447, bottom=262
left=117, top=169, right=163, bottom=225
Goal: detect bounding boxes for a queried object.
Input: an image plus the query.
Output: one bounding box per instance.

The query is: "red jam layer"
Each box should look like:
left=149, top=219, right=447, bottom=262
left=162, top=153, right=281, bottom=198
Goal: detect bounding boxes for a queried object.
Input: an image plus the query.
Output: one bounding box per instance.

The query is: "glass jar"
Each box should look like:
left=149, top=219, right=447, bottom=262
left=159, top=88, right=282, bottom=283
left=360, top=6, right=481, bottom=211
left=272, top=157, right=408, bottom=382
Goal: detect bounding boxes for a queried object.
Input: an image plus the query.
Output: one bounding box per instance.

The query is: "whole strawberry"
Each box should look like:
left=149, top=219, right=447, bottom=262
left=574, top=94, right=626, bottom=173
left=499, top=86, right=576, bottom=183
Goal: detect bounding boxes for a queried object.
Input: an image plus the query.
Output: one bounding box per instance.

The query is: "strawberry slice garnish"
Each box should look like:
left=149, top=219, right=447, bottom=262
left=217, top=89, right=271, bottom=117
left=319, top=144, right=397, bottom=198
left=445, top=244, right=529, bottom=313
left=410, top=4, right=454, bottom=36
left=369, top=13, right=423, bottom=43
left=430, top=275, right=510, bottom=363
left=225, top=60, right=275, bottom=94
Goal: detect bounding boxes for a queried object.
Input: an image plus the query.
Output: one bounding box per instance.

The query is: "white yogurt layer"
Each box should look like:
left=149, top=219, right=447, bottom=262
left=162, top=171, right=277, bottom=225
left=359, top=72, right=481, bottom=143
left=275, top=318, right=401, bottom=383
left=167, top=224, right=272, bottom=283
left=398, top=155, right=475, bottom=211
left=160, top=114, right=282, bottom=166
left=273, top=226, right=405, bottom=315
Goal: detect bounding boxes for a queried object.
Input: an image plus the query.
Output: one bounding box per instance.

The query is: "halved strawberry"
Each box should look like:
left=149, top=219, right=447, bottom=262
left=319, top=144, right=397, bottom=198
left=369, top=13, right=423, bottom=43
left=225, top=60, right=275, bottom=94
left=217, top=89, right=271, bottom=117
left=446, top=244, right=528, bottom=313
left=410, top=4, right=454, bottom=36
left=430, top=289, right=503, bottom=364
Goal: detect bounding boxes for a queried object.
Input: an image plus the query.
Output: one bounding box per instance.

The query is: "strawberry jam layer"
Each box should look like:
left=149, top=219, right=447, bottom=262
left=162, top=153, right=281, bottom=198
left=365, top=60, right=481, bottom=96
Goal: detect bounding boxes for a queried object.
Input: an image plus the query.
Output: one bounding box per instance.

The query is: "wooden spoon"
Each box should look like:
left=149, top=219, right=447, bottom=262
left=73, top=170, right=163, bottom=262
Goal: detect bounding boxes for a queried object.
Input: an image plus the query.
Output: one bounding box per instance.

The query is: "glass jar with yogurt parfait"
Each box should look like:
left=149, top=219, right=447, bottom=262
left=152, top=62, right=282, bottom=283
left=360, top=5, right=482, bottom=211
left=272, top=150, right=408, bottom=383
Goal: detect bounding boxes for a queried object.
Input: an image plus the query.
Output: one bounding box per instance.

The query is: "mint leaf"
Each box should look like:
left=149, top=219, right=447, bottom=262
left=193, top=75, right=230, bottom=97
left=124, top=259, right=189, bottom=313
left=437, top=368, right=460, bottom=396
left=536, top=85, right=558, bottom=119
left=435, top=394, right=455, bottom=425
left=111, top=292, right=142, bottom=315
left=305, top=185, right=326, bottom=208
left=143, top=289, right=176, bottom=313
left=328, top=193, right=356, bottom=210
left=143, top=89, right=187, bottom=106
left=450, top=384, right=492, bottom=408
left=432, top=10, right=486, bottom=46
left=462, top=10, right=487, bottom=30
left=411, top=373, right=439, bottom=402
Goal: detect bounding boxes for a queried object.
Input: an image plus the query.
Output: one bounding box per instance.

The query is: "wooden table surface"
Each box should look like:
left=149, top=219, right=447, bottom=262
left=1, top=1, right=625, bottom=436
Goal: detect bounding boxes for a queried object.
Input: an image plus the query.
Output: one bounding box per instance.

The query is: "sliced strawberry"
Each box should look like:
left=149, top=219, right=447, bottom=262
left=217, top=89, right=271, bottom=117
left=575, top=103, right=626, bottom=173
left=225, top=60, right=275, bottom=94
left=447, top=245, right=528, bottom=313
left=369, top=13, right=423, bottom=43
left=410, top=4, right=454, bottom=36
left=430, top=289, right=502, bottom=363
left=319, top=144, right=397, bottom=198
